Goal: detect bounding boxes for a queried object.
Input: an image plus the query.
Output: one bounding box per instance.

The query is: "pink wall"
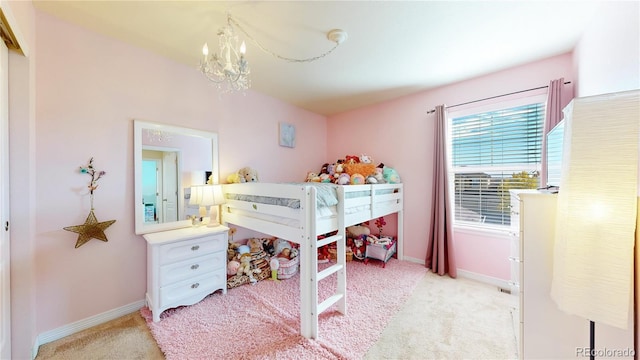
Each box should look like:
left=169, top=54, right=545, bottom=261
left=327, top=54, right=575, bottom=281
left=31, top=10, right=326, bottom=342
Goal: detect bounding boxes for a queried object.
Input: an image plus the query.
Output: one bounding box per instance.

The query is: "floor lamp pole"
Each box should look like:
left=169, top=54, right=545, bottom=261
left=590, top=320, right=595, bottom=360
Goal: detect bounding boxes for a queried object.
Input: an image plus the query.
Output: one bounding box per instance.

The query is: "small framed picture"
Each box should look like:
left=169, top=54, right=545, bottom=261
left=279, top=122, right=296, bottom=148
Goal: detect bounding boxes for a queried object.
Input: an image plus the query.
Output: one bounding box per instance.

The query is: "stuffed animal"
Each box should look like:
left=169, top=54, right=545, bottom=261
left=262, top=238, right=275, bottom=256
left=318, top=245, right=330, bottom=263
left=327, top=163, right=335, bottom=176
left=273, top=238, right=292, bottom=256
left=352, top=237, right=365, bottom=260
left=227, top=172, right=244, bottom=184
left=374, top=167, right=386, bottom=183
left=279, top=248, right=291, bottom=259
left=382, top=167, right=401, bottom=183
left=227, top=240, right=242, bottom=261
left=319, top=173, right=332, bottom=183
left=247, top=238, right=263, bottom=254
left=237, top=253, right=261, bottom=283
left=360, top=154, right=373, bottom=164
left=336, top=173, right=350, bottom=185
left=347, top=224, right=371, bottom=238
left=236, top=253, right=252, bottom=276
left=350, top=173, right=365, bottom=185
left=345, top=155, right=360, bottom=164
left=306, top=172, right=320, bottom=182
left=365, top=175, right=378, bottom=184
left=238, top=167, right=259, bottom=182
left=237, top=244, right=250, bottom=255
left=227, top=260, right=240, bottom=276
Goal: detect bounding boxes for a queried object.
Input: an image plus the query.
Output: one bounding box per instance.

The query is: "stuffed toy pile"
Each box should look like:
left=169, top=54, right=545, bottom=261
left=305, top=154, right=401, bottom=185
left=226, top=235, right=300, bottom=288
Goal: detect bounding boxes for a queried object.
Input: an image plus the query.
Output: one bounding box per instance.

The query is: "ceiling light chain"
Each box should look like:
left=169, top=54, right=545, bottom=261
left=199, top=12, right=347, bottom=93
left=227, top=15, right=346, bottom=64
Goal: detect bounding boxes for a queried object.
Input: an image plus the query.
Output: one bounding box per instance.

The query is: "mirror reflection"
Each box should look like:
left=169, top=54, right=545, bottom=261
left=141, top=150, right=179, bottom=224
left=134, top=120, right=219, bottom=234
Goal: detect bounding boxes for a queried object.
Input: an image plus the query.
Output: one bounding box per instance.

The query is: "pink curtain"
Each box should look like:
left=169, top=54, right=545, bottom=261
left=425, top=105, right=456, bottom=277
left=540, top=78, right=565, bottom=187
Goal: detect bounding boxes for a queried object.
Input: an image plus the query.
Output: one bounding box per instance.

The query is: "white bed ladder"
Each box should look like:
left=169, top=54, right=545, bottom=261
left=299, top=186, right=347, bottom=339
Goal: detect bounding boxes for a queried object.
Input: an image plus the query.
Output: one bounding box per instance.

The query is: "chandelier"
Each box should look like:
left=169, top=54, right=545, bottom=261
left=199, top=13, right=347, bottom=93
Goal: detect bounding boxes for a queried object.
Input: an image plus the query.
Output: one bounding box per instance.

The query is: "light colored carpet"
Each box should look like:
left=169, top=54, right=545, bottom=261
left=366, top=271, right=518, bottom=360
left=35, top=310, right=164, bottom=360
left=36, top=265, right=517, bottom=360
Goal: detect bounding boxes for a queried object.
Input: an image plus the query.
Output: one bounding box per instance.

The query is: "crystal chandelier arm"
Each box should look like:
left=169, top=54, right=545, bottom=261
left=228, top=15, right=343, bottom=63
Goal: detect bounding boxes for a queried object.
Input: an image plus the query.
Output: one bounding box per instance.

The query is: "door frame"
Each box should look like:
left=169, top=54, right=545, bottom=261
left=0, top=35, right=9, bottom=360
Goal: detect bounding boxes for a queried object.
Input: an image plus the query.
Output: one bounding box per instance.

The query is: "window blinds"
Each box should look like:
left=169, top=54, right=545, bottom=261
left=450, top=103, right=545, bottom=226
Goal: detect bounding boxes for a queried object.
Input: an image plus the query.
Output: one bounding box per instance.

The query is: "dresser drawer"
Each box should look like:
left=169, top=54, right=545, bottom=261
left=159, top=251, right=226, bottom=287
left=158, top=234, right=226, bottom=265
left=159, top=269, right=226, bottom=307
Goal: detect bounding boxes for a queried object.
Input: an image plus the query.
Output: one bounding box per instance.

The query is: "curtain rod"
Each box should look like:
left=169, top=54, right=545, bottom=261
left=426, top=81, right=571, bottom=114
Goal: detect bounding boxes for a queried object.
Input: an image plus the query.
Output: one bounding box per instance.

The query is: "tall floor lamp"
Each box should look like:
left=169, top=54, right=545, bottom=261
left=551, top=92, right=638, bottom=359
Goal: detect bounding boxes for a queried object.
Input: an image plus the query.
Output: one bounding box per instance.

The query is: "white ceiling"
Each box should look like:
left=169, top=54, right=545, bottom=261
left=33, top=0, right=601, bottom=116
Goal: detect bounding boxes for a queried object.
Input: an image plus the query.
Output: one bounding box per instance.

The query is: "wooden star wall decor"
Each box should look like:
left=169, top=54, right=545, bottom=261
left=64, top=210, right=116, bottom=248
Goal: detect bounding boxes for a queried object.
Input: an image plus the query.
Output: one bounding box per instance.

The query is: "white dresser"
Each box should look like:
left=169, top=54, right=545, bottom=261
left=143, top=225, right=228, bottom=322
left=510, top=190, right=634, bottom=359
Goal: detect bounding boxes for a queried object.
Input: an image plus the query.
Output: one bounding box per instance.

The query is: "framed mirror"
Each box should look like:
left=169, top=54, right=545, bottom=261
left=134, top=120, right=219, bottom=235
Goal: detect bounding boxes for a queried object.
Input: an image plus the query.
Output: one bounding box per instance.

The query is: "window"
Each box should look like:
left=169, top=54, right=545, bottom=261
left=449, top=102, right=545, bottom=227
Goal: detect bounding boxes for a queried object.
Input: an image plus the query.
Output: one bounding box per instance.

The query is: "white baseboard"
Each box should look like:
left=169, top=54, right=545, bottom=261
left=401, top=255, right=425, bottom=265
left=456, top=269, right=511, bottom=291
left=401, top=257, right=509, bottom=291
left=32, top=299, right=146, bottom=359
left=403, top=257, right=510, bottom=291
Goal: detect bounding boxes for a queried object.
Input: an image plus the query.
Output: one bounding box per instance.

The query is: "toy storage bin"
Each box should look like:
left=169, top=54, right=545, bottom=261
left=277, top=255, right=300, bottom=279
left=364, top=237, right=396, bottom=268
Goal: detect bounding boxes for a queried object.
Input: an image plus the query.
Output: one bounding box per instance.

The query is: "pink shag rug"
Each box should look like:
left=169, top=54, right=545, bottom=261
left=141, top=259, right=427, bottom=360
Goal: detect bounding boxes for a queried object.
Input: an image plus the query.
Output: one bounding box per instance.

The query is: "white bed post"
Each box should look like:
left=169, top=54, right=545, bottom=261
left=397, top=209, right=404, bottom=260
left=397, top=186, right=404, bottom=261
left=336, top=186, right=347, bottom=314
left=299, top=186, right=315, bottom=339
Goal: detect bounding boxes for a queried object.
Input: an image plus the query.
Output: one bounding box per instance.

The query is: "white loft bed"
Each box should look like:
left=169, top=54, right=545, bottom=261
left=221, top=182, right=404, bottom=339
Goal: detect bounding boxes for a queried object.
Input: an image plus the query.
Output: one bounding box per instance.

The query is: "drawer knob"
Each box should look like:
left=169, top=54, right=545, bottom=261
left=191, top=245, right=200, bottom=251
left=191, top=283, right=200, bottom=289
left=191, top=264, right=200, bottom=270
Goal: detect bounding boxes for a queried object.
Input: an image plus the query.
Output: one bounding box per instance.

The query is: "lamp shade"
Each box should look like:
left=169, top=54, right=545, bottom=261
left=189, top=185, right=202, bottom=206
left=198, top=185, right=225, bottom=206
left=189, top=184, right=225, bottom=227
left=551, top=91, right=639, bottom=329
left=189, top=185, right=225, bottom=206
